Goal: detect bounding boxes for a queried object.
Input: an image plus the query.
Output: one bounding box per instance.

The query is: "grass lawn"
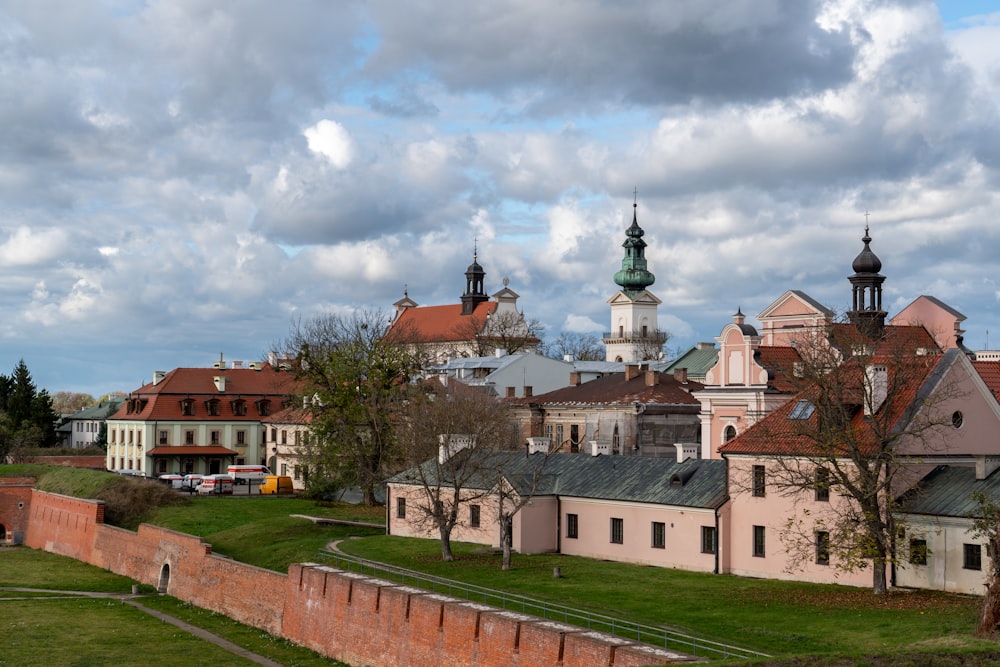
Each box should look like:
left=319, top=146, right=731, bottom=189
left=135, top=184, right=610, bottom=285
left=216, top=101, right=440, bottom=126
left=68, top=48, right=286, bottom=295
left=336, top=535, right=1000, bottom=663
left=0, top=547, right=346, bottom=666
left=149, top=496, right=384, bottom=571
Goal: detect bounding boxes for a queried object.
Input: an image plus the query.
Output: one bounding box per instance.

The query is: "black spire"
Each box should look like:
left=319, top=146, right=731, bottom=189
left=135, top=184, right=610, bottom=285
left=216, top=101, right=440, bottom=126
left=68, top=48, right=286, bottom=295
left=461, top=243, right=488, bottom=315
left=848, top=224, right=886, bottom=337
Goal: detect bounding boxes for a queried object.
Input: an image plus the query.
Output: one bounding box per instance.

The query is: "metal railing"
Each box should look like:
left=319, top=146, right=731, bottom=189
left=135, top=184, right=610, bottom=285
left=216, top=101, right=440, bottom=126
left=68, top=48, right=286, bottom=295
left=317, top=549, right=769, bottom=661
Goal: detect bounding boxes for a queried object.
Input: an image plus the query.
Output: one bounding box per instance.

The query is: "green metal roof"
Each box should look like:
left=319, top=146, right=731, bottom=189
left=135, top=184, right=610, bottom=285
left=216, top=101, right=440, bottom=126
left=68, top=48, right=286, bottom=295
left=900, top=465, right=1000, bottom=518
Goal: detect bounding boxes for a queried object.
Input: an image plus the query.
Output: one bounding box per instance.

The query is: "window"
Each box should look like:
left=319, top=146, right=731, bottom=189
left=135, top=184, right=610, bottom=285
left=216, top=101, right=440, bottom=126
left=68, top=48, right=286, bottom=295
left=156, top=459, right=167, bottom=474
left=566, top=513, right=578, bottom=539
left=231, top=399, right=247, bottom=416
left=180, top=399, right=195, bottom=416
left=752, top=465, right=765, bottom=497
left=610, top=518, right=624, bottom=544
left=236, top=430, right=246, bottom=446
left=470, top=505, right=481, bottom=528
left=752, top=525, right=766, bottom=557
left=815, top=467, right=830, bottom=502
left=205, top=399, right=220, bottom=416
left=396, top=497, right=406, bottom=519
left=570, top=425, right=580, bottom=452
left=724, top=425, right=737, bottom=443
left=256, top=399, right=271, bottom=417
left=651, top=521, right=665, bottom=549
left=964, top=543, right=982, bottom=571
left=788, top=400, right=816, bottom=420
left=281, top=430, right=288, bottom=445
left=184, top=430, right=195, bottom=445
left=701, top=526, right=717, bottom=554
left=910, top=538, right=928, bottom=565
left=952, top=411, right=964, bottom=429
left=158, top=430, right=168, bottom=445
left=815, top=531, right=830, bottom=565
left=210, top=430, right=221, bottom=445
left=270, top=428, right=277, bottom=443
left=294, top=465, right=301, bottom=481
left=556, top=425, right=564, bottom=447
left=280, top=463, right=288, bottom=476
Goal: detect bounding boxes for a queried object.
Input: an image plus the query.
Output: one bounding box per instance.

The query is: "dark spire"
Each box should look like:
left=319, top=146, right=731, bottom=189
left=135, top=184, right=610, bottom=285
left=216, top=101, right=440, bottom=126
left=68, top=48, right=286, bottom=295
left=461, top=242, right=488, bottom=315
left=848, top=223, right=886, bottom=337
left=613, top=199, right=656, bottom=297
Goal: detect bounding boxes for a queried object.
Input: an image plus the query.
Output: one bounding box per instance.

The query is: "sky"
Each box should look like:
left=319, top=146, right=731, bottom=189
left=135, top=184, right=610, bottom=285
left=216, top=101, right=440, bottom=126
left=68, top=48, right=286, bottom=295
left=2, top=0, right=1000, bottom=397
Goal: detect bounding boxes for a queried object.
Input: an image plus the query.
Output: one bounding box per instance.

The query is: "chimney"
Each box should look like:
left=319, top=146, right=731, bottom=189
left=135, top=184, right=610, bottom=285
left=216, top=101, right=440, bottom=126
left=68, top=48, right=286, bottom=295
left=569, top=371, right=581, bottom=386
left=267, top=351, right=277, bottom=367
left=526, top=437, right=550, bottom=455
left=152, top=371, right=166, bottom=386
left=505, top=386, right=516, bottom=398
left=589, top=441, right=611, bottom=456
left=232, top=360, right=243, bottom=369
left=864, top=364, right=888, bottom=416
left=563, top=354, right=574, bottom=362
left=645, top=370, right=657, bottom=387
left=523, top=386, right=533, bottom=397
left=977, top=456, right=1000, bottom=481
left=213, top=376, right=227, bottom=392
left=673, top=367, right=688, bottom=383
left=438, top=434, right=473, bottom=464
left=696, top=342, right=715, bottom=350
left=625, top=364, right=641, bottom=381
left=674, top=443, right=699, bottom=463
left=495, top=348, right=506, bottom=358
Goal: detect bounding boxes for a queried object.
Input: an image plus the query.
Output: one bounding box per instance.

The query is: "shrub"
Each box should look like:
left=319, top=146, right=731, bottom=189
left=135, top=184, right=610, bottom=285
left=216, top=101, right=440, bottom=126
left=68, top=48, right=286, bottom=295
left=95, top=477, right=188, bottom=529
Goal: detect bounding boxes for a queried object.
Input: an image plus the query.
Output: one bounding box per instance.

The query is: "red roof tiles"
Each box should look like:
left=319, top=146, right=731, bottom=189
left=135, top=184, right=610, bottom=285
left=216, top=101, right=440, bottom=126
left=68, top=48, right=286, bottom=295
left=385, top=302, right=497, bottom=343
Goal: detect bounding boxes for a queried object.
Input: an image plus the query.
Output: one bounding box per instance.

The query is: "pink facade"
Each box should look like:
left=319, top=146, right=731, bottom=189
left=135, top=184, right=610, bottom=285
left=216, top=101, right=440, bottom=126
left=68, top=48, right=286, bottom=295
left=891, top=295, right=966, bottom=352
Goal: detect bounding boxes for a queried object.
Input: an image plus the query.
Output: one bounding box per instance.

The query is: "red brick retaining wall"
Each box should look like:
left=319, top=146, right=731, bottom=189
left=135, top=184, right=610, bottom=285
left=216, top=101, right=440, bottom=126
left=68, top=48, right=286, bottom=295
left=18, top=489, right=690, bottom=666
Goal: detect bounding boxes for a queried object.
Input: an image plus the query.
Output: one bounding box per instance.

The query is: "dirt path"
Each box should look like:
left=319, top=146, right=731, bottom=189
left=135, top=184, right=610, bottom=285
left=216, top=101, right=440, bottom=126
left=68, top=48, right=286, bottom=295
left=0, top=587, right=283, bottom=666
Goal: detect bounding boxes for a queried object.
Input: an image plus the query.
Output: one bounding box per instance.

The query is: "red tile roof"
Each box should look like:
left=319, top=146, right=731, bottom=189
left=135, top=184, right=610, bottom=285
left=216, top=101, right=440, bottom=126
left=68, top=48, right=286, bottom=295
left=720, top=351, right=943, bottom=457
left=511, top=370, right=703, bottom=407
left=974, top=361, right=1000, bottom=402
left=385, top=301, right=497, bottom=344
left=110, top=365, right=301, bottom=422
left=756, top=346, right=802, bottom=393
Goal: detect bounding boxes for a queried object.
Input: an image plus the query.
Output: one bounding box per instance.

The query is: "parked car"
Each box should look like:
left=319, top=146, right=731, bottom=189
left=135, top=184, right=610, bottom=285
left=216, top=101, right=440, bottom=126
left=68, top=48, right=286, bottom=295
left=158, top=474, right=184, bottom=489
left=197, top=474, right=235, bottom=495
left=180, top=474, right=204, bottom=492
left=258, top=475, right=294, bottom=495
left=226, top=464, right=271, bottom=485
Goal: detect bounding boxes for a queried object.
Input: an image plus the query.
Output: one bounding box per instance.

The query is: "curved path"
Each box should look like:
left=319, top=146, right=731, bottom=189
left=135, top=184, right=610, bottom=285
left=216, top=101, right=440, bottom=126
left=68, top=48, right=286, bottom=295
left=0, top=587, right=283, bottom=667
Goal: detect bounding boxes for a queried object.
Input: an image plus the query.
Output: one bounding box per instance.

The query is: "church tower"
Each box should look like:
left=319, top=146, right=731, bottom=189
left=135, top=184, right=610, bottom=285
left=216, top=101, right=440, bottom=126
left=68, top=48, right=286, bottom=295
left=847, top=224, right=887, bottom=338
left=603, top=201, right=665, bottom=362
left=460, top=247, right=489, bottom=315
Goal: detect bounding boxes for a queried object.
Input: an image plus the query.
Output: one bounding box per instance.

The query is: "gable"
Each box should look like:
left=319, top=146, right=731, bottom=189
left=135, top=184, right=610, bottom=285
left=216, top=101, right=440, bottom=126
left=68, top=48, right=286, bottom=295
left=385, top=301, right=497, bottom=344
left=757, top=290, right=834, bottom=321
left=890, top=295, right=966, bottom=351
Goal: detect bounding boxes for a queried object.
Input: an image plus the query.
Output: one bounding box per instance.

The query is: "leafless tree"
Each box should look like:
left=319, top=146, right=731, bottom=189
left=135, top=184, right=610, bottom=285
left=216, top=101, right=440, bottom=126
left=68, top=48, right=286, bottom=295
left=732, top=320, right=962, bottom=594
left=396, top=379, right=519, bottom=561
left=972, top=490, right=1000, bottom=637
left=448, top=310, right=543, bottom=358
left=545, top=332, right=605, bottom=361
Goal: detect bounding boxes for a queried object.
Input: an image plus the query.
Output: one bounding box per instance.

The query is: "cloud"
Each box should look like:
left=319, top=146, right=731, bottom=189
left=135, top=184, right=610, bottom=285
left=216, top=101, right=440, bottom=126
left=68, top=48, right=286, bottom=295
left=304, top=119, right=355, bottom=168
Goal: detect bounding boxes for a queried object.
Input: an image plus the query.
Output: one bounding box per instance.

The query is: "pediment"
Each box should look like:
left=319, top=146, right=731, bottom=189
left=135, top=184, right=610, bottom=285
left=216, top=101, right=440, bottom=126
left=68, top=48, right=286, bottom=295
left=757, top=290, right=833, bottom=321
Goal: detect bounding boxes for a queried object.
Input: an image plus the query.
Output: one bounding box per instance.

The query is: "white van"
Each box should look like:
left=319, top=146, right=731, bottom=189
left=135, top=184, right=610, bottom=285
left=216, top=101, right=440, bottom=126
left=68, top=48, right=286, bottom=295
left=158, top=474, right=184, bottom=489
left=196, top=474, right=235, bottom=495
left=226, top=464, right=271, bottom=485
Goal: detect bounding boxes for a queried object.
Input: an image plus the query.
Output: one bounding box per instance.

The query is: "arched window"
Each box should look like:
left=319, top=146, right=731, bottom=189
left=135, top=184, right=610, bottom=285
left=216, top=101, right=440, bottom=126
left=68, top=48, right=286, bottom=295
left=724, top=425, right=737, bottom=443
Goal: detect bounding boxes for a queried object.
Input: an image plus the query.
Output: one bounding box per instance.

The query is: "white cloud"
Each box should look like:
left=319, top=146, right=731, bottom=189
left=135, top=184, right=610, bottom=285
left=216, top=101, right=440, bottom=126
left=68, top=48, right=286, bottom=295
left=303, top=119, right=354, bottom=168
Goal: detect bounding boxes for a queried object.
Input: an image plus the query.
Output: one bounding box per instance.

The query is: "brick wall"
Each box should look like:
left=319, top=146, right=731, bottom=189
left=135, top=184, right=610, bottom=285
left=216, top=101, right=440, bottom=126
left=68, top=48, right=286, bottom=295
left=0, top=479, right=34, bottom=543
left=18, top=488, right=689, bottom=666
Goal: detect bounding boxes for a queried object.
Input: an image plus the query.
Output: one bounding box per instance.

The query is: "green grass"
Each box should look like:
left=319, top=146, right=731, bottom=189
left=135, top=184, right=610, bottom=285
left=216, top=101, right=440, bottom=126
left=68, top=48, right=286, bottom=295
left=148, top=496, right=384, bottom=571
left=0, top=547, right=346, bottom=666
left=336, top=535, right=998, bottom=662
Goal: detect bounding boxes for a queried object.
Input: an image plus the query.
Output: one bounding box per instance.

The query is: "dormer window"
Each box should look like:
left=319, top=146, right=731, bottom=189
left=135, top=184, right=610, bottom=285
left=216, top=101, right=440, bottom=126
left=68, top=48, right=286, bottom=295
left=180, top=399, right=195, bottom=416
left=205, top=399, right=221, bottom=416
left=256, top=399, right=271, bottom=417
left=231, top=399, right=247, bottom=416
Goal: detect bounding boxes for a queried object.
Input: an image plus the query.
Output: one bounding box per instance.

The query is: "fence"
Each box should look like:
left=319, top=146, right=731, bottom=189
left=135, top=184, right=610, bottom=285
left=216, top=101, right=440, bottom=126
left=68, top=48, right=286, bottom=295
left=318, top=548, right=770, bottom=661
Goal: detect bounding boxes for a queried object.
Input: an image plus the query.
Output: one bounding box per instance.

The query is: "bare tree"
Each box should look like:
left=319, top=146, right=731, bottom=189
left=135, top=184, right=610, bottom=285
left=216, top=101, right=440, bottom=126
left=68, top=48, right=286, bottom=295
left=283, top=309, right=421, bottom=506
left=396, top=379, right=519, bottom=561
left=634, top=327, right=671, bottom=361
left=730, top=321, right=962, bottom=594
left=972, top=490, right=1000, bottom=637
left=546, top=332, right=605, bottom=361
left=491, top=448, right=551, bottom=570
left=448, top=310, right=543, bottom=358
